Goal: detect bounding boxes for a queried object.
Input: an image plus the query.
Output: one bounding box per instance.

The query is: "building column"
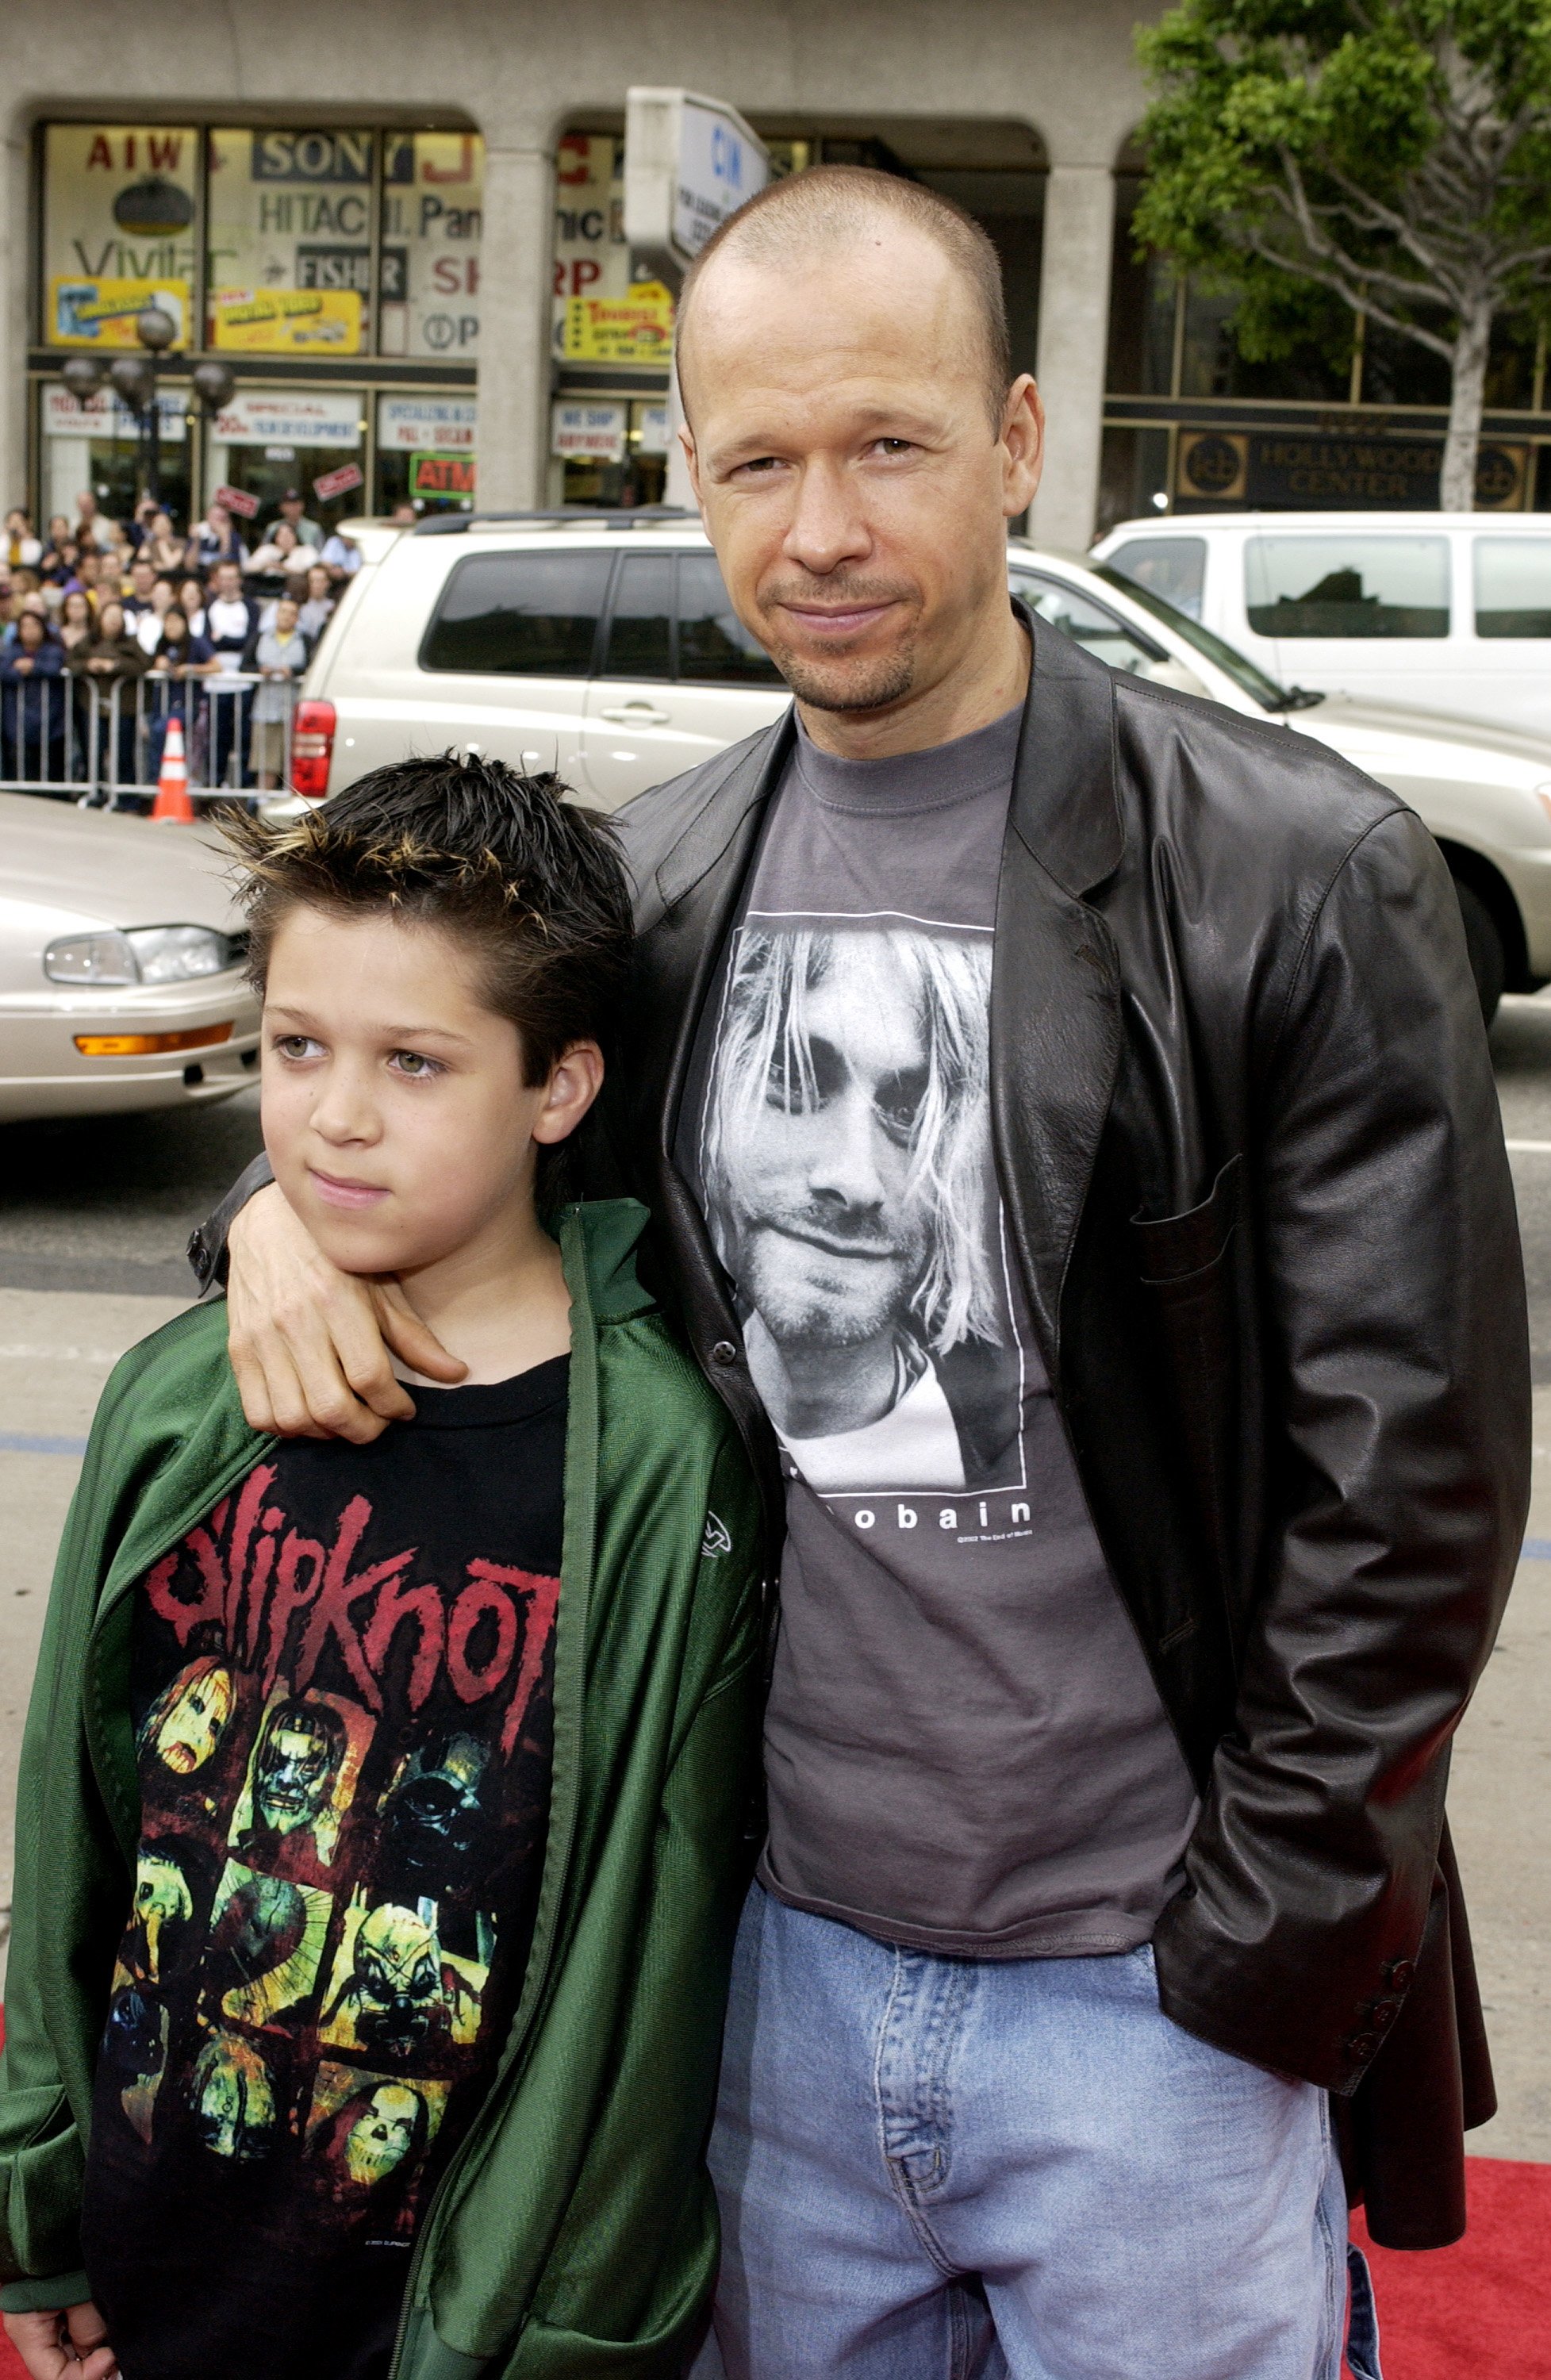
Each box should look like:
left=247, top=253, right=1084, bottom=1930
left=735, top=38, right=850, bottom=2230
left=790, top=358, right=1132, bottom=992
left=476, top=141, right=557, bottom=512
left=1, top=121, right=29, bottom=517
left=1029, top=164, right=1117, bottom=554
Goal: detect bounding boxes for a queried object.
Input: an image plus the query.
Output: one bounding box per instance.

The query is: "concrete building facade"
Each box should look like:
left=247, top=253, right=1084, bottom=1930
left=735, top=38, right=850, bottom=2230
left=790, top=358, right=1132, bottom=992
left=8, top=1, right=1551, bottom=552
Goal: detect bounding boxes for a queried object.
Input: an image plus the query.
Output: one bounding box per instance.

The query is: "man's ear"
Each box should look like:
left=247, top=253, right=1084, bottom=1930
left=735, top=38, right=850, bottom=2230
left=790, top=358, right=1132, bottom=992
left=680, top=423, right=706, bottom=517
left=1000, top=374, right=1045, bottom=517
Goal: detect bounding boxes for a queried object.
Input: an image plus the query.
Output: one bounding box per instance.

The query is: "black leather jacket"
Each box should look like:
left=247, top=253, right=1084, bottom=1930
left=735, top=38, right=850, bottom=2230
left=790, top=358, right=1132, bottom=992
left=597, top=612, right=1528, bottom=2248
left=193, top=610, right=1527, bottom=2249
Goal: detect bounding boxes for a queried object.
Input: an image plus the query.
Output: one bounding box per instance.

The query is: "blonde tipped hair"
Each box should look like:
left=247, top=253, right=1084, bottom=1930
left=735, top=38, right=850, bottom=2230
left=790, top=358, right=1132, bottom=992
left=678, top=164, right=1012, bottom=428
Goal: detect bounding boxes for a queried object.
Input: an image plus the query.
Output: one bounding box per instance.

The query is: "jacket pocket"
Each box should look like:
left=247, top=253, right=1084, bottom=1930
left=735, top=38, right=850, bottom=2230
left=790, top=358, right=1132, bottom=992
left=1133, top=1153, right=1241, bottom=1285
left=1131, top=1156, right=1242, bottom=1656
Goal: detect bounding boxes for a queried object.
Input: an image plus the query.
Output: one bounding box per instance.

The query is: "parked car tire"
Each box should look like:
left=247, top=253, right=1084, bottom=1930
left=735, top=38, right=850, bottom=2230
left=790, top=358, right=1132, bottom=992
left=1453, top=878, right=1507, bottom=1025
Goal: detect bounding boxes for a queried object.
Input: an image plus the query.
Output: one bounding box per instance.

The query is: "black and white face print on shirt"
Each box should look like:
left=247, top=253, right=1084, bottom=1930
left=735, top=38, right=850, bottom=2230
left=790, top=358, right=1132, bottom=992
left=701, top=911, right=1026, bottom=1498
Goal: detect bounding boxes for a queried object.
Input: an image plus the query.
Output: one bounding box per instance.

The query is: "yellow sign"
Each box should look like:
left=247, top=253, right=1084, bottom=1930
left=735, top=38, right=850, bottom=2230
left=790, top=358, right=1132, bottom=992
left=50, top=275, right=190, bottom=347
left=209, top=286, right=363, bottom=353
left=562, top=280, right=674, bottom=364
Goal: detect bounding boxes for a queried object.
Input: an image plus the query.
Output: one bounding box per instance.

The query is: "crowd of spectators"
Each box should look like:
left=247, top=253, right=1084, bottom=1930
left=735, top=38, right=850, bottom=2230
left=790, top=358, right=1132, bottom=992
left=1, top=486, right=361, bottom=804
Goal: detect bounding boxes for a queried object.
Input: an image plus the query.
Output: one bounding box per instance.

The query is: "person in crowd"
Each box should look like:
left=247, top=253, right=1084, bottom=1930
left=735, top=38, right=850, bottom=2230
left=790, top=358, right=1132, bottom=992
left=69, top=597, right=148, bottom=798
left=178, top=574, right=208, bottom=639
left=75, top=551, right=105, bottom=607
left=132, top=577, right=176, bottom=655
left=204, top=558, right=261, bottom=788
left=142, top=509, right=186, bottom=577
left=128, top=494, right=159, bottom=555
left=0, top=755, right=762, bottom=2380
left=296, top=561, right=337, bottom=646
left=190, top=501, right=247, bottom=574
left=244, top=519, right=303, bottom=589
left=1, top=609, right=67, bottom=790
left=5, top=510, right=42, bottom=570
left=387, top=501, right=419, bottom=526
left=144, top=605, right=216, bottom=788
left=72, top=491, right=114, bottom=552
left=1, top=591, right=49, bottom=647
left=6, top=572, right=44, bottom=624
left=319, top=525, right=362, bottom=583
left=249, top=595, right=309, bottom=791
left=276, top=488, right=323, bottom=551
left=46, top=541, right=84, bottom=597
left=38, top=516, right=74, bottom=581
left=105, top=521, right=136, bottom=590
left=122, top=555, right=159, bottom=628
left=56, top=588, right=95, bottom=654
left=201, top=166, right=1527, bottom=2380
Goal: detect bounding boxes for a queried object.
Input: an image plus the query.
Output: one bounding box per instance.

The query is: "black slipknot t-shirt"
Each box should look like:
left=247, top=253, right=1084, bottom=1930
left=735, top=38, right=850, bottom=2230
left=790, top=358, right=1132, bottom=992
left=81, top=1358, right=567, bottom=2380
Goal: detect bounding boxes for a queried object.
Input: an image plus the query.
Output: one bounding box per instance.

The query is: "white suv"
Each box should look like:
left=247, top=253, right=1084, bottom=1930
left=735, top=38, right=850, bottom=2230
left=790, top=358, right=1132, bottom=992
left=1092, top=511, right=1551, bottom=739
left=290, top=512, right=1551, bottom=1017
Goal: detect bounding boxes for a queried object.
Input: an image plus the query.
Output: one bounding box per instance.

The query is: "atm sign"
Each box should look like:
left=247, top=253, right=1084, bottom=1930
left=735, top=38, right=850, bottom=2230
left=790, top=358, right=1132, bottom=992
left=409, top=451, right=476, bottom=497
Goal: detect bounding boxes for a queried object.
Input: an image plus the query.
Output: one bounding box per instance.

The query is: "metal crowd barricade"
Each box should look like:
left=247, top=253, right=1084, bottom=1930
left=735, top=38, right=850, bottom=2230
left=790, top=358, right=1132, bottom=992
left=0, top=670, right=298, bottom=808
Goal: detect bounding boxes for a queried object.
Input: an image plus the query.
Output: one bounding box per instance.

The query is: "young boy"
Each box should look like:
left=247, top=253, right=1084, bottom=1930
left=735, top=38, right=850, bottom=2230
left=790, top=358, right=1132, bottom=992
left=0, top=758, right=764, bottom=2380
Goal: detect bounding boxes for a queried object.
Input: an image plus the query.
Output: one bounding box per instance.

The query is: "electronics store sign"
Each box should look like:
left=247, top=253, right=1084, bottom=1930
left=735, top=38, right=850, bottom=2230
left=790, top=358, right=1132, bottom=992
left=1177, top=428, right=1529, bottom=512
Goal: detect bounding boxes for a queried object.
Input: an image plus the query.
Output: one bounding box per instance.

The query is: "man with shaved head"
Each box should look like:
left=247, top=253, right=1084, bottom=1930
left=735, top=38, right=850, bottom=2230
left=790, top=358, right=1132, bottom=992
left=206, top=164, right=1522, bottom=2380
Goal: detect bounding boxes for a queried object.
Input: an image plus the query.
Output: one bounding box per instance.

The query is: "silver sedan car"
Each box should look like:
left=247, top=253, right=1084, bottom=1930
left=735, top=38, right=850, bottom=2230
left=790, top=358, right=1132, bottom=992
left=0, top=795, right=260, bottom=1122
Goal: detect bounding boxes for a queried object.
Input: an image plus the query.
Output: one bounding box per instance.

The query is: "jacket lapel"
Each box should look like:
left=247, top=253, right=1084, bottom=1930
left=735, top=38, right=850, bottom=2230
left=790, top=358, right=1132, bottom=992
left=992, top=616, right=1125, bottom=1387
left=633, top=715, right=794, bottom=1201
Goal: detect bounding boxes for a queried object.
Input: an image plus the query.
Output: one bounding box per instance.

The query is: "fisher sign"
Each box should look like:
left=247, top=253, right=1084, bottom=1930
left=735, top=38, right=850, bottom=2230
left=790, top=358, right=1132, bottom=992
left=623, top=89, right=770, bottom=283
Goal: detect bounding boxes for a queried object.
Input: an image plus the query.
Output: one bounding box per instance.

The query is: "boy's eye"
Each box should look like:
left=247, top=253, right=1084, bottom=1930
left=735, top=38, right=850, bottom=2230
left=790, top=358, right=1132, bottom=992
left=273, top=1034, right=322, bottom=1061
left=390, top=1049, right=443, bottom=1079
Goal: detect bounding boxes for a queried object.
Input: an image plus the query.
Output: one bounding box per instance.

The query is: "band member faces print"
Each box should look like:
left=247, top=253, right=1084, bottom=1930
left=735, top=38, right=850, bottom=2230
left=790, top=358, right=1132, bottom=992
left=704, top=916, right=1023, bottom=1496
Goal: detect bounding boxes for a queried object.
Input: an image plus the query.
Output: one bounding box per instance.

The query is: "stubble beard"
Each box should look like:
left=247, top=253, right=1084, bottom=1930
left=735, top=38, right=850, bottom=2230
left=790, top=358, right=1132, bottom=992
left=773, top=643, right=917, bottom=715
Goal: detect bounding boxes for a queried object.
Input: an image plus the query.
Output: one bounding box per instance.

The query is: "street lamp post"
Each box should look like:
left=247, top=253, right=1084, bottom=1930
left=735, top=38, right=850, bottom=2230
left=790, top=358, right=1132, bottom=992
left=59, top=330, right=234, bottom=528
left=61, top=305, right=179, bottom=509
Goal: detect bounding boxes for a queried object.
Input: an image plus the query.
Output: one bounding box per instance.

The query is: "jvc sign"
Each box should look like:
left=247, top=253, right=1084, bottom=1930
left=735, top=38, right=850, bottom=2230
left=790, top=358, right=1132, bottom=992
left=624, top=89, right=770, bottom=283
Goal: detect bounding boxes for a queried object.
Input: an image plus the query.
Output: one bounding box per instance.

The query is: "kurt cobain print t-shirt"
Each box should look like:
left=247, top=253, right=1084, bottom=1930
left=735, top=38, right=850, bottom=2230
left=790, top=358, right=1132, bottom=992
left=683, top=705, right=1200, bottom=1958
left=80, top=1359, right=566, bottom=2380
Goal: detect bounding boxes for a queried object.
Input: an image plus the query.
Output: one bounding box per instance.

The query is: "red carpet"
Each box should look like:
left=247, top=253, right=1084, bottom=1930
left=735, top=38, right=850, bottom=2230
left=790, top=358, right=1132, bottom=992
left=1349, top=2159, right=1551, bottom=2377
left=0, top=2159, right=1543, bottom=2375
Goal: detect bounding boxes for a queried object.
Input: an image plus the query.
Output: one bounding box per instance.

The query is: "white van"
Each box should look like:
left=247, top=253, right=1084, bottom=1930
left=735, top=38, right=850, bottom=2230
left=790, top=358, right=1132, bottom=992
left=1092, top=512, right=1551, bottom=738
left=285, top=511, right=1551, bottom=1016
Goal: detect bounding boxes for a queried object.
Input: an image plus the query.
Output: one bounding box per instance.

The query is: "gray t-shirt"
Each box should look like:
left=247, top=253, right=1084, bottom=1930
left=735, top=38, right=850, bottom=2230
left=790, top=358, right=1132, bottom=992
left=681, top=704, right=1199, bottom=1956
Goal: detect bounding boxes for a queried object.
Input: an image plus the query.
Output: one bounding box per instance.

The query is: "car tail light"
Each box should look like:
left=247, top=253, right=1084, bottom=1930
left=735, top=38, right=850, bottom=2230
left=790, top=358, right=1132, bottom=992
left=289, top=699, right=336, bottom=799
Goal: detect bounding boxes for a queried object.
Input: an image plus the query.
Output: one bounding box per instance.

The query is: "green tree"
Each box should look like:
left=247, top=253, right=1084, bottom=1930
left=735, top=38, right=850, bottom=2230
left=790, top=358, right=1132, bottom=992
left=1134, top=0, right=1551, bottom=506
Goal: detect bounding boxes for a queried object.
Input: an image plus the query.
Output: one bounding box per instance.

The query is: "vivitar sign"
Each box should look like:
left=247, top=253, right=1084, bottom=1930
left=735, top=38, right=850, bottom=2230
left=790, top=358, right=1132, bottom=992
left=1177, top=428, right=1530, bottom=512
left=624, top=89, right=770, bottom=283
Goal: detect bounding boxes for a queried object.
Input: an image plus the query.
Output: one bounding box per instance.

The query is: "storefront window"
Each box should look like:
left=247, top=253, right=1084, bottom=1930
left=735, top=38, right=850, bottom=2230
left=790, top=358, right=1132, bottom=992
left=551, top=397, right=669, bottom=508
left=381, top=134, right=483, bottom=359
left=40, top=381, right=191, bottom=533
left=206, top=127, right=374, bottom=355
left=205, top=390, right=365, bottom=532
left=376, top=393, right=478, bottom=514
left=41, top=123, right=199, bottom=351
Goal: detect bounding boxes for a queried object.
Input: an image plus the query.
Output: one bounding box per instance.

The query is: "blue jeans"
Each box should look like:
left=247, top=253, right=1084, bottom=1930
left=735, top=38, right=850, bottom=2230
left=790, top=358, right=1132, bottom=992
left=696, top=1885, right=1379, bottom=2380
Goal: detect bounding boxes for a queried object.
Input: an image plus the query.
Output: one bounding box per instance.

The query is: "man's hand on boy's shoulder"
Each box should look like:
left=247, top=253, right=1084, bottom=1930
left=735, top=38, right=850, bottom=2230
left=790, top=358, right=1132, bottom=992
left=228, top=1183, right=466, bottom=1441
left=3, top=2301, right=118, bottom=2380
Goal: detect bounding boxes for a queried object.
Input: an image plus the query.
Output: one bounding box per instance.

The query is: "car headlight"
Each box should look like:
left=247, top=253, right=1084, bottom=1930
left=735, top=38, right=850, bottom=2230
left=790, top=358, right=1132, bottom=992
left=44, top=925, right=236, bottom=986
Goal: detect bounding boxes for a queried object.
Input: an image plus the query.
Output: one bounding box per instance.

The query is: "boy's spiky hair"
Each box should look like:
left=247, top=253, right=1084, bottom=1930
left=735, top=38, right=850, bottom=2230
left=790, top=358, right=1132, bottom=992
left=222, top=754, right=633, bottom=1087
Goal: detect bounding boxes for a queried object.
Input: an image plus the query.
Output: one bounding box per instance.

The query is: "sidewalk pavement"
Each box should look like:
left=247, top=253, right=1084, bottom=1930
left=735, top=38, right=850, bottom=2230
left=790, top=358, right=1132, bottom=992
left=0, top=1285, right=1546, bottom=2160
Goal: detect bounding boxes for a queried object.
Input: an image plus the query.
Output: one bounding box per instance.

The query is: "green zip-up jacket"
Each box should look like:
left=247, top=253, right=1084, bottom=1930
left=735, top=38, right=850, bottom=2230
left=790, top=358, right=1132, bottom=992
left=0, top=1200, right=765, bottom=2379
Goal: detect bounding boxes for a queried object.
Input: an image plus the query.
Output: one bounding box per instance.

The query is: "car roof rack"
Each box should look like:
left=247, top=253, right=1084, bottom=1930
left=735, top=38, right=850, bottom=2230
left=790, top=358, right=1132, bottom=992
left=413, top=506, right=698, bottom=536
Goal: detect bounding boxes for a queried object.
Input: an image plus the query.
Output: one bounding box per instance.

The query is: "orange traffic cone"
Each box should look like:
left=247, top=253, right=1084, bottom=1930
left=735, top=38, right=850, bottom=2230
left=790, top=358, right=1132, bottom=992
left=151, top=714, right=195, bottom=823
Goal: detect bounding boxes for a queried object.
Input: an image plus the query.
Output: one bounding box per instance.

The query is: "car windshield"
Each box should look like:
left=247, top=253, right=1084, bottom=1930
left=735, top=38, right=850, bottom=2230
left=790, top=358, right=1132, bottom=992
left=1088, top=563, right=1320, bottom=711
